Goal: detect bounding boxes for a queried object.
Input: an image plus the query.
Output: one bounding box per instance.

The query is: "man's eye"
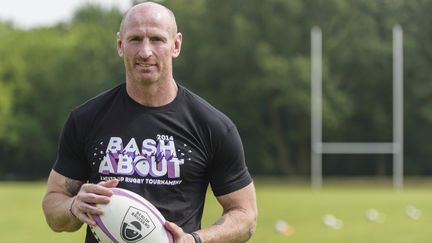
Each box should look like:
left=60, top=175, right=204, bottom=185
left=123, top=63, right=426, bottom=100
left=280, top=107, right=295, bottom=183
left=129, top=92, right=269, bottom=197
left=151, top=37, right=164, bottom=42
left=129, top=37, right=141, bottom=42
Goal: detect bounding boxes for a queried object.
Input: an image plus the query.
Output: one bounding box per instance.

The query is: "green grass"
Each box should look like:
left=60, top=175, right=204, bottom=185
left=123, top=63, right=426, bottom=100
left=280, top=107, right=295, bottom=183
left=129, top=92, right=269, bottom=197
left=1, top=179, right=432, bottom=242
left=0, top=182, right=85, bottom=243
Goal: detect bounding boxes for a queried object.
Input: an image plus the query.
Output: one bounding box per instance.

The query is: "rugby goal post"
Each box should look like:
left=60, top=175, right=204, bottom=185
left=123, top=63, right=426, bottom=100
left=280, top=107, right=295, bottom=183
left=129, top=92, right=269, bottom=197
left=310, top=25, right=404, bottom=190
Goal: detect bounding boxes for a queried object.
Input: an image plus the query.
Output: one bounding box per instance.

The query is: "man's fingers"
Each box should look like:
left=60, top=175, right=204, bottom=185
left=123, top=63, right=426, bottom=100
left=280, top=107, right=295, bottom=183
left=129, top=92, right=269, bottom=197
left=71, top=199, right=102, bottom=225
left=165, top=221, right=196, bottom=243
left=70, top=180, right=119, bottom=225
left=164, top=221, right=176, bottom=231
left=98, top=179, right=119, bottom=188
left=77, top=192, right=111, bottom=204
left=81, top=183, right=115, bottom=197
left=78, top=212, right=97, bottom=225
left=78, top=201, right=104, bottom=215
left=165, top=221, right=185, bottom=240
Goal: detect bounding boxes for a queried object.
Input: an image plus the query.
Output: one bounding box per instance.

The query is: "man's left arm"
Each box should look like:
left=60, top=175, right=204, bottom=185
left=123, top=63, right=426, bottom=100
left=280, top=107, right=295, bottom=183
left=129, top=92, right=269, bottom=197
left=166, top=182, right=257, bottom=243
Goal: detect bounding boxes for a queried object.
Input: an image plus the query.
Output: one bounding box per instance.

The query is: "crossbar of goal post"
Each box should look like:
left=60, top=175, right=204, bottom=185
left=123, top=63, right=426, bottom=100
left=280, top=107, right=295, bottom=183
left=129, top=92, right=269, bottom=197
left=310, top=25, right=404, bottom=191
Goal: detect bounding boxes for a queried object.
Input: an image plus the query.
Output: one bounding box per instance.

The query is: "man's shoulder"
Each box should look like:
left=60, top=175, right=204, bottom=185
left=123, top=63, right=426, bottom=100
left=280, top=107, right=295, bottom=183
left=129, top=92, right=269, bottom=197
left=180, top=85, right=235, bottom=130
left=71, top=83, right=125, bottom=119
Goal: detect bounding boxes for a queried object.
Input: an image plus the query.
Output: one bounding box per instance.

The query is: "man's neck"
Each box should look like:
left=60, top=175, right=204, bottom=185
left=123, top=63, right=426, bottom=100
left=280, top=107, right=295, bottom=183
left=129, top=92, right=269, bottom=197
left=126, top=79, right=178, bottom=107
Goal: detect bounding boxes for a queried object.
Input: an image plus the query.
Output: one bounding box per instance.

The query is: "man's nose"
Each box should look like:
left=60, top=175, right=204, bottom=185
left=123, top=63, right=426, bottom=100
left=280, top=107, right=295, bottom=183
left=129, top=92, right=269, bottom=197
left=138, top=39, right=152, bottom=58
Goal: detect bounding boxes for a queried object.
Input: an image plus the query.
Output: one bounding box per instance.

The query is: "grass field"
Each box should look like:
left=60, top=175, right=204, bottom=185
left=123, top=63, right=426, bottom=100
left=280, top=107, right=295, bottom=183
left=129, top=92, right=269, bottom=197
left=1, top=179, right=432, bottom=243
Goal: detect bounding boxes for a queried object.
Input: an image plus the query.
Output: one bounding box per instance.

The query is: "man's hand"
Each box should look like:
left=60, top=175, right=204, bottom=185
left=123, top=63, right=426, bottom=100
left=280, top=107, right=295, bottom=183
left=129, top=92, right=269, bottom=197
left=165, top=221, right=196, bottom=243
left=42, top=170, right=120, bottom=232
left=70, top=179, right=119, bottom=225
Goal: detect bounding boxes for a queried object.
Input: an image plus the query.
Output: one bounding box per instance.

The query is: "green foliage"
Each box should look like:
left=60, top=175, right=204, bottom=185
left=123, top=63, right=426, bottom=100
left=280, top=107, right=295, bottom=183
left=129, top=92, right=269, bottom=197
left=1, top=0, right=432, bottom=178
left=0, top=5, right=123, bottom=179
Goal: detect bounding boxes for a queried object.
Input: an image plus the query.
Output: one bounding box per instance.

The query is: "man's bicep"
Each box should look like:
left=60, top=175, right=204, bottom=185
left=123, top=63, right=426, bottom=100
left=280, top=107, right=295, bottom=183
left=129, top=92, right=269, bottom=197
left=216, top=182, right=257, bottom=214
left=214, top=182, right=258, bottom=240
left=46, top=170, right=84, bottom=197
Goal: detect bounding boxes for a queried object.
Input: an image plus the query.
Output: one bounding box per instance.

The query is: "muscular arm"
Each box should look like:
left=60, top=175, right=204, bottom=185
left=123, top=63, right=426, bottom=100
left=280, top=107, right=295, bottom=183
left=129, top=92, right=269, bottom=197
left=200, top=182, right=257, bottom=242
left=42, top=170, right=85, bottom=232
left=42, top=170, right=118, bottom=232
left=167, top=182, right=257, bottom=243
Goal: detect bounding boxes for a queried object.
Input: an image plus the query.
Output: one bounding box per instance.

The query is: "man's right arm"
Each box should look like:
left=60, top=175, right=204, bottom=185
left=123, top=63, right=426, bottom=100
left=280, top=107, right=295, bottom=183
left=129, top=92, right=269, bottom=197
left=42, top=170, right=118, bottom=232
left=42, top=170, right=85, bottom=232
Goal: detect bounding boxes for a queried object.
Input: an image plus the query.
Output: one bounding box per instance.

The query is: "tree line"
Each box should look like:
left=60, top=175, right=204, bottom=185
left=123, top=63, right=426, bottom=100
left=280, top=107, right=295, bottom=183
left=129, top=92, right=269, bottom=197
left=1, top=0, right=432, bottom=179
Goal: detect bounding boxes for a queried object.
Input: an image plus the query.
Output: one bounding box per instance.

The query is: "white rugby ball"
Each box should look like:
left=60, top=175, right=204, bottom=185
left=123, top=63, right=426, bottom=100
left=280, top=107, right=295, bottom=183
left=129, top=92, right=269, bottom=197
left=89, top=188, right=173, bottom=243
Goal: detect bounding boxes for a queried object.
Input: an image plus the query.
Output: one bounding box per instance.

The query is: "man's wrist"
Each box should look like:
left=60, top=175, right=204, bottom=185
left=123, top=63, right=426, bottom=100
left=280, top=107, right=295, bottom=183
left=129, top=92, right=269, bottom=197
left=190, top=232, right=201, bottom=243
left=69, top=196, right=78, bottom=219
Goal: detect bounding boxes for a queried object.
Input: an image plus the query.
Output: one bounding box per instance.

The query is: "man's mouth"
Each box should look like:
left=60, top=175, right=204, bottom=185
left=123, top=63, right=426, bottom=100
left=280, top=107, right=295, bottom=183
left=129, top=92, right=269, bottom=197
left=136, top=62, right=155, bottom=68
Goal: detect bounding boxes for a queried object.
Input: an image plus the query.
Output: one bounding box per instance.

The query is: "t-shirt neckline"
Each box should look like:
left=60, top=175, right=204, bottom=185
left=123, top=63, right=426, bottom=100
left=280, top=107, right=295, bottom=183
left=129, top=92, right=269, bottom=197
left=121, top=82, right=184, bottom=112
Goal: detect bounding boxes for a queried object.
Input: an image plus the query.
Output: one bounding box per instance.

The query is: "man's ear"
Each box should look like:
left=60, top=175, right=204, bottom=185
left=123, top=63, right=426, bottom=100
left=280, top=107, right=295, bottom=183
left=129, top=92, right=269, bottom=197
left=172, top=32, right=182, bottom=58
left=117, top=32, right=124, bottom=57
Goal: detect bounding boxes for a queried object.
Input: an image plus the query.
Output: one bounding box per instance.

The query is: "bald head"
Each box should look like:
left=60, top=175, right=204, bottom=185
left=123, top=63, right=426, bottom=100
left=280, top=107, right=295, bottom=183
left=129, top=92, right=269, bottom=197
left=119, top=2, right=178, bottom=38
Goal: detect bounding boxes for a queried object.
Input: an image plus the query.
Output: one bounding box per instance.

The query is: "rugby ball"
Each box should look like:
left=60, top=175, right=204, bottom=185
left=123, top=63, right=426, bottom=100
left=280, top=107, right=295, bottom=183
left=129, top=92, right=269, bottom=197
left=89, top=188, right=173, bottom=243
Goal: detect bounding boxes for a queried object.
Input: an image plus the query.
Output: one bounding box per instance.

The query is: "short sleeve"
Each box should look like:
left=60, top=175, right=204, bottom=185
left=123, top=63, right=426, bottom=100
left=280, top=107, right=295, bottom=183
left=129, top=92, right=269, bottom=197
left=53, top=112, right=90, bottom=181
left=209, top=126, right=252, bottom=196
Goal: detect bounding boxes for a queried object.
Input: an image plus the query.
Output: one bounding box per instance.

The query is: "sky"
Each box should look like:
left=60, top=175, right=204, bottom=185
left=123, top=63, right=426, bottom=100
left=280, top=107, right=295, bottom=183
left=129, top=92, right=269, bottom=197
left=0, top=0, right=132, bottom=29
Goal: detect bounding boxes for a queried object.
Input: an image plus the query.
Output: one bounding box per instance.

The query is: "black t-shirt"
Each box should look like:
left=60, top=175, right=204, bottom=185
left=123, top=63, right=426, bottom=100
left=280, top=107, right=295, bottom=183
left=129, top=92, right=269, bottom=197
left=53, top=83, right=252, bottom=243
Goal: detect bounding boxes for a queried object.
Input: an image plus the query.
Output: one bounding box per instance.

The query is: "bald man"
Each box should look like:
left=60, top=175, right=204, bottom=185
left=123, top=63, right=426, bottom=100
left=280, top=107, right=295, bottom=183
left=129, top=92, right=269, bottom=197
left=42, top=2, right=257, bottom=243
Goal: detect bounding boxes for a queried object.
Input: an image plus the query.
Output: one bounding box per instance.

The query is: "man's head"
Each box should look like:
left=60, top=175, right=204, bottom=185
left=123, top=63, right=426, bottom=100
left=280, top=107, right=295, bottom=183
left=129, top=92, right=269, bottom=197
left=117, top=2, right=182, bottom=85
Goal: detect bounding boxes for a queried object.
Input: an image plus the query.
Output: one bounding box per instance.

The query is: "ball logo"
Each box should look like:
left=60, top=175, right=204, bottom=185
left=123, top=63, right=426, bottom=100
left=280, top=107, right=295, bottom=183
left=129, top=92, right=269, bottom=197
left=121, top=206, right=156, bottom=242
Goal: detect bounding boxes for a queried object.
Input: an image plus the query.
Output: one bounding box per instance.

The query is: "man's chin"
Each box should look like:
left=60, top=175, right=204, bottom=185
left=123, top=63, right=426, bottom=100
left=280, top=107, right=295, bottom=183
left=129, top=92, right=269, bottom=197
left=135, top=77, right=159, bottom=85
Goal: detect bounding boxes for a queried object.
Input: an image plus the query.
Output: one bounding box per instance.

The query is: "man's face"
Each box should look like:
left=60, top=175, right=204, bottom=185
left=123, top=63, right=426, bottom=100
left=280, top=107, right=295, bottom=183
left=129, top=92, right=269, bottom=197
left=117, top=9, right=181, bottom=85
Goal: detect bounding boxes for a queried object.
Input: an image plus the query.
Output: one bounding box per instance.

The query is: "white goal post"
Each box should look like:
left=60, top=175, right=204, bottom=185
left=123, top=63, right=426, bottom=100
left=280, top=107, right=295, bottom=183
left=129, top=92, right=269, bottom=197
left=310, top=25, right=404, bottom=190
